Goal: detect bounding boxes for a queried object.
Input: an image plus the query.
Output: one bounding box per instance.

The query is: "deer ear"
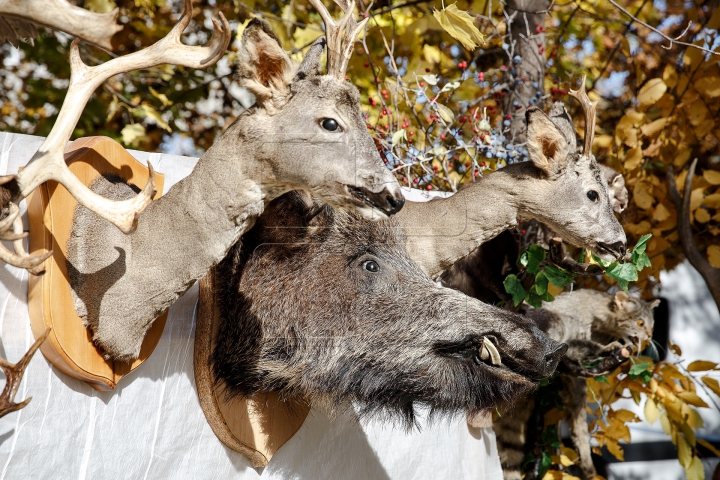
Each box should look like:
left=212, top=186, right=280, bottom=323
left=294, top=36, right=326, bottom=80
left=548, top=102, right=577, bottom=147
left=526, top=108, right=572, bottom=177
left=237, top=18, right=296, bottom=108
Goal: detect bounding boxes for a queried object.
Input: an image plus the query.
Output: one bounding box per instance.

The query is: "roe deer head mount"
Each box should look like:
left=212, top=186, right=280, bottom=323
left=396, top=76, right=627, bottom=278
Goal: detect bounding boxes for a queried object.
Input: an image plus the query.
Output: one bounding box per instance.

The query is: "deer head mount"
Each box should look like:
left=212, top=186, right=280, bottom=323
left=40, top=1, right=403, bottom=362
left=210, top=191, right=567, bottom=426
left=396, top=76, right=627, bottom=278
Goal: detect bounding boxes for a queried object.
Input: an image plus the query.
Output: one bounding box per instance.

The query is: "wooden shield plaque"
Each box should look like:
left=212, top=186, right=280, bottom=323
left=27, top=136, right=166, bottom=391
left=194, top=266, right=310, bottom=467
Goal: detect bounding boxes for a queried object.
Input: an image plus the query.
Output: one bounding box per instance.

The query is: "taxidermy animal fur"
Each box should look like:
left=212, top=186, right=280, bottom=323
left=395, top=102, right=627, bottom=280
left=211, top=191, right=568, bottom=428
left=65, top=19, right=403, bottom=361
left=494, top=290, right=658, bottom=480
left=440, top=165, right=628, bottom=305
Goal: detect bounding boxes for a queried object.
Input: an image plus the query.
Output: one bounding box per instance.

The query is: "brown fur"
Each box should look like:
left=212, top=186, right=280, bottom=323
left=211, top=192, right=568, bottom=427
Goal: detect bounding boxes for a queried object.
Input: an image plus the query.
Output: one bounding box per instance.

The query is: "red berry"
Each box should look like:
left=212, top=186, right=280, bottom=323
left=427, top=185, right=433, bottom=190
left=364, top=62, right=369, bottom=67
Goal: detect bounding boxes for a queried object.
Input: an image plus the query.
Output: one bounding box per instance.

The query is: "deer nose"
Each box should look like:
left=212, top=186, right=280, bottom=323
left=385, top=192, right=405, bottom=215
left=539, top=342, right=567, bottom=377
left=598, top=241, right=626, bottom=258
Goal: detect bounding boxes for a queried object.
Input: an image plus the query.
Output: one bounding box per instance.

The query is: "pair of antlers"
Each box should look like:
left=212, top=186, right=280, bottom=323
left=568, top=74, right=598, bottom=161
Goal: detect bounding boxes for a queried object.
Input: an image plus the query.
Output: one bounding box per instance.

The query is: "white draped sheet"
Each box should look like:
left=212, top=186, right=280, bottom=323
left=0, top=133, right=503, bottom=480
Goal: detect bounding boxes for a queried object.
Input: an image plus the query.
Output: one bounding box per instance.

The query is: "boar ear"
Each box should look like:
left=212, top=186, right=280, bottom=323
left=526, top=107, right=572, bottom=177
left=237, top=18, right=296, bottom=110
left=294, top=36, right=326, bottom=80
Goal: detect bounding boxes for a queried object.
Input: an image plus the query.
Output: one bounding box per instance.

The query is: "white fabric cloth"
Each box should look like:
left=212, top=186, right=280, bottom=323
left=0, top=133, right=503, bottom=479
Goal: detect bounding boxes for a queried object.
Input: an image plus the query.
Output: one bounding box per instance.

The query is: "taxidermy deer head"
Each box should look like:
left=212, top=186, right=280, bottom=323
left=396, top=77, right=627, bottom=278
left=211, top=191, right=568, bottom=426
left=0, top=0, right=405, bottom=362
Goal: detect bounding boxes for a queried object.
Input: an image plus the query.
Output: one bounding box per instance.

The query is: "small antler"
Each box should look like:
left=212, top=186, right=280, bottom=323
left=0, top=327, right=51, bottom=418
left=568, top=74, right=599, bottom=160
left=0, top=0, right=230, bottom=273
left=307, top=0, right=368, bottom=79
left=0, top=0, right=122, bottom=50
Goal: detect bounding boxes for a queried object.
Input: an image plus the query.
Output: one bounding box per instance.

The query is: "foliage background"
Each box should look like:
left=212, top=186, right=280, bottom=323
left=2, top=0, right=720, bottom=478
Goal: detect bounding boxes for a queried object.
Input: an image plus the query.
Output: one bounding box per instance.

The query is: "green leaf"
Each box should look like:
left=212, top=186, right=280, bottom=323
left=591, top=253, right=613, bottom=269
left=503, top=274, right=527, bottom=307
left=629, top=361, right=652, bottom=377
left=606, top=262, right=638, bottom=290
left=544, top=264, right=575, bottom=288
left=520, top=245, right=546, bottom=274
left=534, top=271, right=548, bottom=295
left=595, top=375, right=609, bottom=383
left=634, top=233, right=653, bottom=253
left=631, top=234, right=653, bottom=271
left=527, top=283, right=553, bottom=309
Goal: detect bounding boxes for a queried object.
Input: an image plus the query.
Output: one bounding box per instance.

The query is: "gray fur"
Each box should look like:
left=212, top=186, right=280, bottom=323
left=211, top=191, right=568, bottom=427
left=395, top=106, right=627, bottom=279
left=495, top=289, right=658, bottom=480
left=66, top=18, right=403, bottom=361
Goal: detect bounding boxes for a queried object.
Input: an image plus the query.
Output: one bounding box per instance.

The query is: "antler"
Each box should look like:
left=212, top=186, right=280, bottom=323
left=0, top=0, right=122, bottom=50
left=307, top=0, right=368, bottom=79
left=0, top=327, right=50, bottom=418
left=568, top=74, right=599, bottom=160
left=0, top=0, right=230, bottom=274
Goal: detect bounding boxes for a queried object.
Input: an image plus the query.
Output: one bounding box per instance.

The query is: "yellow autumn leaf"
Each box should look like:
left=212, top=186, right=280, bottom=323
left=708, top=245, right=720, bottom=269
left=423, top=44, right=442, bottom=63
left=695, top=76, right=720, bottom=98
left=703, top=170, right=720, bottom=185
left=633, top=181, right=654, bottom=209
left=660, top=412, right=673, bottom=436
left=640, top=117, right=671, bottom=138
left=663, top=64, right=678, bottom=89
left=678, top=434, right=692, bottom=468
left=685, top=456, right=704, bottom=480
left=687, top=100, right=709, bottom=126
left=687, top=360, right=719, bottom=371
left=594, top=134, right=612, bottom=149
left=637, top=78, right=667, bottom=106
left=703, top=194, right=720, bottom=209
left=678, top=391, right=709, bottom=408
left=695, top=208, right=711, bottom=223
left=436, top=103, right=455, bottom=123
left=605, top=438, right=624, bottom=461
left=623, top=147, right=643, bottom=170
left=433, top=3, right=485, bottom=50
left=691, top=188, right=705, bottom=211
left=121, top=123, right=145, bottom=146
left=652, top=203, right=671, bottom=222
left=645, top=398, right=660, bottom=424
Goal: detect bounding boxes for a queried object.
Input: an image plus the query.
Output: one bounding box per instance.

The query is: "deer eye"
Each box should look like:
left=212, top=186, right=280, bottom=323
left=587, top=190, right=599, bottom=201
left=321, top=118, right=340, bottom=132
left=363, top=260, right=380, bottom=273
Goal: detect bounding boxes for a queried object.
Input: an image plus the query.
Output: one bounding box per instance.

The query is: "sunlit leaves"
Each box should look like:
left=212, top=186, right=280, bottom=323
left=637, top=78, right=667, bottom=106
left=432, top=3, right=485, bottom=50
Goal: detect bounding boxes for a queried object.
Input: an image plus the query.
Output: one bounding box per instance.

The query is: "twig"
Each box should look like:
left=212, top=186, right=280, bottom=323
left=606, top=0, right=719, bottom=56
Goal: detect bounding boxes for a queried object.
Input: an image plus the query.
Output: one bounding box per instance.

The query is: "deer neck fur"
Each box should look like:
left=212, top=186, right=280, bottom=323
left=398, top=162, right=543, bottom=278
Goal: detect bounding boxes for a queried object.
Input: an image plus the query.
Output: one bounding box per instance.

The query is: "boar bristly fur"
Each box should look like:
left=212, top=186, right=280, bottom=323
left=211, top=192, right=566, bottom=428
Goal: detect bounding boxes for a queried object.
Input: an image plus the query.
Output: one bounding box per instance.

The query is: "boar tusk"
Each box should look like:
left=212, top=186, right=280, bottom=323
left=482, top=337, right=502, bottom=366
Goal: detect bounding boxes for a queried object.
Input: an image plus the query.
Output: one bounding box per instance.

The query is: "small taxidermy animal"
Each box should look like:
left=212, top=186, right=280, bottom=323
left=494, top=289, right=658, bottom=480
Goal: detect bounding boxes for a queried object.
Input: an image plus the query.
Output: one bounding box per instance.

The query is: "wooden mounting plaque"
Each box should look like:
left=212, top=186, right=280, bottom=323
left=27, top=136, right=166, bottom=391
left=195, top=267, right=310, bottom=467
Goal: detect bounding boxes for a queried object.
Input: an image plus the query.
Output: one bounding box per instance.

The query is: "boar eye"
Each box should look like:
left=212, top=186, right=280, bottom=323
left=587, top=190, right=599, bottom=201
left=321, top=118, right=340, bottom=131
left=363, top=260, right=380, bottom=273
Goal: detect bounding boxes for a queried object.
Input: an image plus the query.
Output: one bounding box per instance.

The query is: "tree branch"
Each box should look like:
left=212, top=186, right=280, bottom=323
left=606, top=0, right=720, bottom=56
left=667, top=159, right=720, bottom=311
